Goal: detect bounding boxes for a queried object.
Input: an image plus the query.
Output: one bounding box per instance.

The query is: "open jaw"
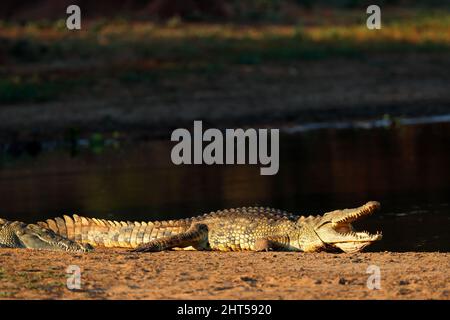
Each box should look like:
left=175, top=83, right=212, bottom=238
left=331, top=229, right=383, bottom=253
left=317, top=201, right=383, bottom=253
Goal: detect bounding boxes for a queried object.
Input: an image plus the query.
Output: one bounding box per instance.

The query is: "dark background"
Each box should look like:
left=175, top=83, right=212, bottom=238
left=0, top=0, right=449, bottom=251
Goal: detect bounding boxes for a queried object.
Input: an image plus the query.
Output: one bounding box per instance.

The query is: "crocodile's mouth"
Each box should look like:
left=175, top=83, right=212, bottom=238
left=331, top=224, right=382, bottom=253
left=315, top=201, right=383, bottom=253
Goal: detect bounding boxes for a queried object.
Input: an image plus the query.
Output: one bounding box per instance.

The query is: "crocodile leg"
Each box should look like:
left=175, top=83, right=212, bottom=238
left=254, top=236, right=290, bottom=252
left=132, top=224, right=208, bottom=252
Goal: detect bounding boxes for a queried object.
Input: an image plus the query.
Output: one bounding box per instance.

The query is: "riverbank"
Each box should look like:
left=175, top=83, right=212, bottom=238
left=1, top=52, right=450, bottom=142
left=0, top=249, right=448, bottom=299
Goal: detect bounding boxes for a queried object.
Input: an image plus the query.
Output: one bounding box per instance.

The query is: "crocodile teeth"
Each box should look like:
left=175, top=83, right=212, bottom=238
left=335, top=202, right=380, bottom=224
left=338, top=229, right=382, bottom=240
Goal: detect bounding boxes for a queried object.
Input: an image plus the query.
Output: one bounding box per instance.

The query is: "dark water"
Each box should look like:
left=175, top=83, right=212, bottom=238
left=1, top=121, right=449, bottom=252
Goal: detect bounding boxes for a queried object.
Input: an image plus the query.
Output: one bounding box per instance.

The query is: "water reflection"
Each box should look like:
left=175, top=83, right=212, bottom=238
left=0, top=122, right=449, bottom=252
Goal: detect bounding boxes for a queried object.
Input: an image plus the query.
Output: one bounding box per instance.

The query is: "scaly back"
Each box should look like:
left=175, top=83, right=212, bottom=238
left=37, top=215, right=192, bottom=248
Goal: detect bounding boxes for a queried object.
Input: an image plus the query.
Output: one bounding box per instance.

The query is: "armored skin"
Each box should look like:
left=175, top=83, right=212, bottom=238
left=0, top=201, right=382, bottom=253
left=0, top=219, right=91, bottom=252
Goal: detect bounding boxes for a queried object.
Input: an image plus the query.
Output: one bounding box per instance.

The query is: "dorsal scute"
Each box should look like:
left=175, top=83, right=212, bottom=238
left=194, top=206, right=296, bottom=221
left=297, top=215, right=322, bottom=224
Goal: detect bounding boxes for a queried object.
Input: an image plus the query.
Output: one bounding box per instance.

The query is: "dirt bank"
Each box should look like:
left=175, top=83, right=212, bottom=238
left=0, top=249, right=448, bottom=299
left=1, top=52, right=450, bottom=142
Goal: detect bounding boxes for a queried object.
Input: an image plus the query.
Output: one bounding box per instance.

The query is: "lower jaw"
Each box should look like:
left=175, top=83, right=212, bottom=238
left=335, top=241, right=373, bottom=253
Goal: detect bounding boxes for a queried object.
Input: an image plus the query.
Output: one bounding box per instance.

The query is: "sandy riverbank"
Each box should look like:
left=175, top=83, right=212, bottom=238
left=0, top=249, right=448, bottom=299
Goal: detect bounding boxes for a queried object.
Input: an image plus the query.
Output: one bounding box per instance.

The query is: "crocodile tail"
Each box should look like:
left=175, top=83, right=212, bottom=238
left=37, top=215, right=190, bottom=249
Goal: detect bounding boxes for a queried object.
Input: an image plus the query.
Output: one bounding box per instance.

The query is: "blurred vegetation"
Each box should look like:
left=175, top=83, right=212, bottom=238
left=0, top=79, right=59, bottom=103
left=0, top=6, right=449, bottom=104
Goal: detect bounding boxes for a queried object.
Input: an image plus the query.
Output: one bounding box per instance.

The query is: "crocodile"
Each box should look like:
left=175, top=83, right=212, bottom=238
left=0, top=201, right=382, bottom=253
left=0, top=219, right=91, bottom=252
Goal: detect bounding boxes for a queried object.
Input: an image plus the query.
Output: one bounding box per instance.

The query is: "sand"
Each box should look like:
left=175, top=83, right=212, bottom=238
left=0, top=249, right=448, bottom=300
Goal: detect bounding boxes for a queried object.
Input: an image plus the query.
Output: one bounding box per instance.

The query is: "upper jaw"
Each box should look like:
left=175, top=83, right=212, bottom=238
left=331, top=201, right=380, bottom=224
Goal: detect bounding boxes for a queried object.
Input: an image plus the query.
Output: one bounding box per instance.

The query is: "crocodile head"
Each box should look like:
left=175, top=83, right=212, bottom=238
left=314, top=201, right=382, bottom=253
